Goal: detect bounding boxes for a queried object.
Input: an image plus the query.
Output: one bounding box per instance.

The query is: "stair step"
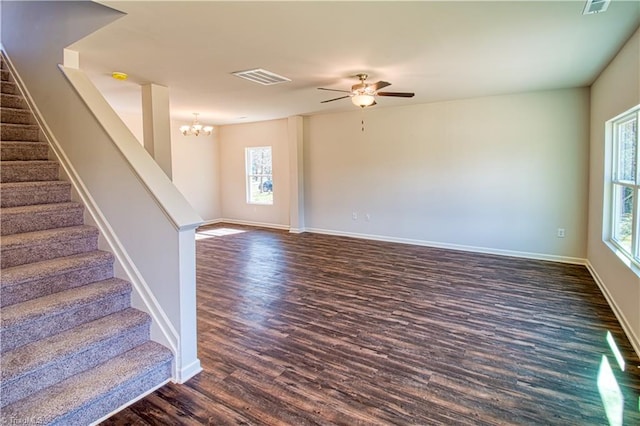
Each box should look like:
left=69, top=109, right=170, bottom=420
left=0, top=93, right=26, bottom=110
left=1, top=93, right=26, bottom=109
left=0, top=225, right=99, bottom=269
left=0, top=278, right=132, bottom=354
left=0, top=141, right=49, bottom=161
left=1, top=107, right=33, bottom=124
left=1, top=308, right=151, bottom=407
left=0, top=122, right=38, bottom=141
left=1, top=80, right=19, bottom=95
left=0, top=180, right=70, bottom=207
left=0, top=341, right=172, bottom=425
left=1, top=251, right=114, bottom=307
left=1, top=69, right=10, bottom=81
left=0, top=202, right=84, bottom=236
left=0, top=160, right=59, bottom=182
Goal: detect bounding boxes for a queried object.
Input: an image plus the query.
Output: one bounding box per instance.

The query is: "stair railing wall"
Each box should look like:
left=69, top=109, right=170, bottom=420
left=0, top=1, right=203, bottom=383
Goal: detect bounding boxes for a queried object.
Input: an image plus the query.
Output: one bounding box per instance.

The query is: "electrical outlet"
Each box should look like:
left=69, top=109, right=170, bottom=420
left=557, top=228, right=565, bottom=238
left=352, top=212, right=358, bottom=220
left=365, top=213, right=371, bottom=222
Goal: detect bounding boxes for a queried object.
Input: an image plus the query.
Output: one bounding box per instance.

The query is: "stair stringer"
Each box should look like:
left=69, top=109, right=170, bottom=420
left=0, top=51, right=199, bottom=384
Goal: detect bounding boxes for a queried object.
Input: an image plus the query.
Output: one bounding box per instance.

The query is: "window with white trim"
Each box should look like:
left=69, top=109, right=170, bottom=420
left=609, top=107, right=640, bottom=262
left=246, top=146, right=273, bottom=205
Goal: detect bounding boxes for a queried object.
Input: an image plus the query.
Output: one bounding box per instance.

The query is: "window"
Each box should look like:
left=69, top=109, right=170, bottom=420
left=246, top=146, right=273, bottom=205
left=609, top=107, right=639, bottom=263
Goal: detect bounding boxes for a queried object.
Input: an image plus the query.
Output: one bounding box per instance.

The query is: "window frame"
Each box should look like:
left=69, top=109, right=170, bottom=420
left=608, top=107, right=640, bottom=266
left=245, top=146, right=273, bottom=205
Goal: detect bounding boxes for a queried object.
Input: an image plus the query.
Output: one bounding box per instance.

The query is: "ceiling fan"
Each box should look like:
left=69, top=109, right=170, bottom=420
left=318, top=73, right=415, bottom=108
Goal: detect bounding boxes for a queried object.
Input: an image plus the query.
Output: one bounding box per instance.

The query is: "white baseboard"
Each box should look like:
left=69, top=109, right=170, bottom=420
left=585, top=261, right=640, bottom=359
left=305, top=227, right=587, bottom=265
left=208, top=218, right=290, bottom=231
left=178, top=359, right=203, bottom=384
left=199, top=218, right=224, bottom=227
left=289, top=227, right=306, bottom=234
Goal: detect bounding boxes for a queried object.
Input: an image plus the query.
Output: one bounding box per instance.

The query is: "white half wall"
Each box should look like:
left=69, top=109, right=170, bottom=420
left=304, top=88, right=590, bottom=261
left=587, top=27, right=640, bottom=355
left=219, top=119, right=290, bottom=227
left=171, top=119, right=221, bottom=222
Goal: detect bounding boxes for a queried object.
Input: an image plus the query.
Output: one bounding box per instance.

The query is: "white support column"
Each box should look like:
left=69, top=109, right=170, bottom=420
left=142, top=83, right=172, bottom=179
left=288, top=116, right=305, bottom=233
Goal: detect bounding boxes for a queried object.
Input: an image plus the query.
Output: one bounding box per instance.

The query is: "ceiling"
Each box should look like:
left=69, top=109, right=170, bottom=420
left=70, top=0, right=640, bottom=126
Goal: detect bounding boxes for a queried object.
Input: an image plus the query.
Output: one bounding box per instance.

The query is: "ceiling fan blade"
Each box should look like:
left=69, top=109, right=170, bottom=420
left=318, top=88, right=351, bottom=93
left=321, top=95, right=351, bottom=103
left=377, top=91, right=415, bottom=98
left=370, top=81, right=391, bottom=91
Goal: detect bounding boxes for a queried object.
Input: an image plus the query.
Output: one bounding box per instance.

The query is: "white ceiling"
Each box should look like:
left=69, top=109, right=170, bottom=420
left=70, top=0, right=640, bottom=125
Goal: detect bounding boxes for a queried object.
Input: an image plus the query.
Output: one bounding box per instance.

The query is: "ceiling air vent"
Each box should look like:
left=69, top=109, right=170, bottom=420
left=582, top=0, right=610, bottom=15
left=232, top=68, right=291, bottom=85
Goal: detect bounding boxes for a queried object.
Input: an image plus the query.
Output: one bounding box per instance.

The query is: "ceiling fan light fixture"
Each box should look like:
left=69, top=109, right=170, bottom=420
left=352, top=94, right=375, bottom=108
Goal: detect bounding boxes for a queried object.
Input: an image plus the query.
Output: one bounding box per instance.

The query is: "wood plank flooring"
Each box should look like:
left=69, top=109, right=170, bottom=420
left=102, top=225, right=640, bottom=425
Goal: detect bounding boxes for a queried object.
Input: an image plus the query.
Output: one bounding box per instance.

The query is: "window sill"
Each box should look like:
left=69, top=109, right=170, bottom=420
left=605, top=240, right=640, bottom=278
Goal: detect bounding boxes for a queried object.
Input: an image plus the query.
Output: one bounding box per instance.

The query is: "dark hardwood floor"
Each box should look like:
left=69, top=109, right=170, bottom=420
left=102, top=224, right=640, bottom=425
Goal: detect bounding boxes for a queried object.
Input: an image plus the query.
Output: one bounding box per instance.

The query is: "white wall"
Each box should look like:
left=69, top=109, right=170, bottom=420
left=218, top=119, right=290, bottom=227
left=304, top=88, right=590, bottom=261
left=588, top=28, right=640, bottom=354
left=171, top=119, right=221, bottom=222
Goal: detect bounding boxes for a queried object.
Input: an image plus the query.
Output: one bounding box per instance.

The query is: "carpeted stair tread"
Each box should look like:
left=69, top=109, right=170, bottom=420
left=1, top=308, right=151, bottom=407
left=1, top=250, right=113, bottom=287
left=1, top=80, right=19, bottom=95
left=0, top=278, right=132, bottom=354
left=1, top=106, right=33, bottom=124
left=0, top=341, right=173, bottom=425
left=0, top=201, right=82, bottom=215
left=0, top=225, right=98, bottom=251
left=0, top=160, right=59, bottom=183
left=1, top=69, right=10, bottom=81
left=0, top=250, right=114, bottom=307
left=0, top=180, right=71, bottom=207
left=0, top=225, right=99, bottom=268
left=1, top=278, right=131, bottom=330
left=1, top=308, right=149, bottom=381
left=1, top=122, right=38, bottom=141
left=0, top=141, right=49, bottom=161
left=0, top=93, right=26, bottom=109
left=0, top=201, right=84, bottom=235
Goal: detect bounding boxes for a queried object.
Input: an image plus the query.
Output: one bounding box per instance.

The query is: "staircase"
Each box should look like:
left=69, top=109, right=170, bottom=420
left=0, top=58, right=173, bottom=424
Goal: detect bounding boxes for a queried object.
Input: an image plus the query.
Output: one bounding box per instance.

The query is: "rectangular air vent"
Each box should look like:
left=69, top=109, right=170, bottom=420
left=232, top=68, right=291, bottom=85
left=583, top=0, right=610, bottom=15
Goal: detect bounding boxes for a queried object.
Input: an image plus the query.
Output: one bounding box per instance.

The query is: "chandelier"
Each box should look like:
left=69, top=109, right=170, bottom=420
left=180, top=113, right=214, bottom=136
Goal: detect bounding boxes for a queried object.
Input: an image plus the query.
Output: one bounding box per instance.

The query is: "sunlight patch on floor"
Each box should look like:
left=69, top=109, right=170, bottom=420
left=196, top=228, right=246, bottom=240
left=598, top=354, right=623, bottom=426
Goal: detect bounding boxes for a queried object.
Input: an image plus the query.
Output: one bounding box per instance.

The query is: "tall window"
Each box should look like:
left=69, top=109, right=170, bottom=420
left=610, top=107, right=639, bottom=262
left=246, top=146, right=273, bottom=205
